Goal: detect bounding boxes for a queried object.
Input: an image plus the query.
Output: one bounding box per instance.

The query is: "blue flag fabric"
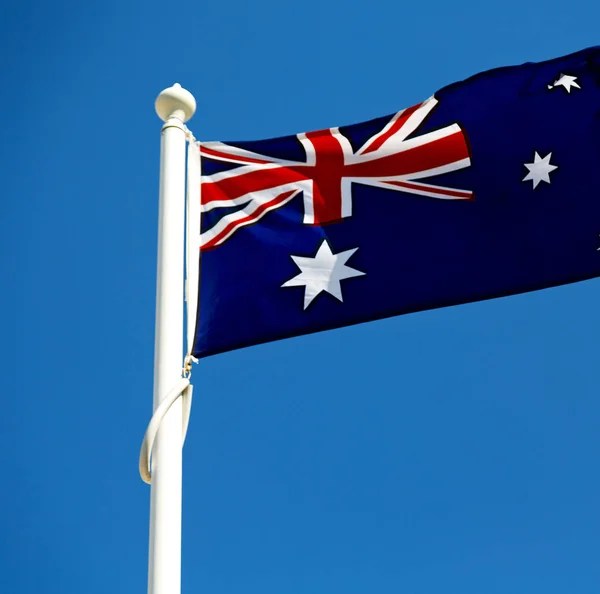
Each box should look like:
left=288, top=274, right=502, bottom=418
left=192, top=47, right=600, bottom=358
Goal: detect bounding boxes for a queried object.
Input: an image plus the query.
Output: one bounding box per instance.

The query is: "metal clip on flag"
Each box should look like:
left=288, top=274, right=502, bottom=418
left=138, top=83, right=198, bottom=594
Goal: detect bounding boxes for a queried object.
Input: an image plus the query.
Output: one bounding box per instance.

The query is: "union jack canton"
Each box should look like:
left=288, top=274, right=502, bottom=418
left=199, top=97, right=472, bottom=250
left=193, top=46, right=600, bottom=358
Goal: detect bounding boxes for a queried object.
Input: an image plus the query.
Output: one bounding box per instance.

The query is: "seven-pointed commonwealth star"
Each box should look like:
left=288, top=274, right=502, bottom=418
left=282, top=240, right=365, bottom=309
left=548, top=73, right=581, bottom=93
left=523, top=152, right=558, bottom=189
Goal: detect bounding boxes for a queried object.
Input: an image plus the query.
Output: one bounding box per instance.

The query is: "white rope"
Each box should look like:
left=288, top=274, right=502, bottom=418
left=139, top=377, right=193, bottom=484
left=185, top=134, right=201, bottom=365
left=184, top=124, right=197, bottom=144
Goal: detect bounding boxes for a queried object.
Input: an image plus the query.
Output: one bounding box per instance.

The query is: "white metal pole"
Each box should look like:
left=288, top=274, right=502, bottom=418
left=150, top=83, right=196, bottom=594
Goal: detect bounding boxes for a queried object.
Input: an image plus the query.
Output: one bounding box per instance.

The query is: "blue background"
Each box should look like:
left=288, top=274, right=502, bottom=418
left=2, top=1, right=600, bottom=592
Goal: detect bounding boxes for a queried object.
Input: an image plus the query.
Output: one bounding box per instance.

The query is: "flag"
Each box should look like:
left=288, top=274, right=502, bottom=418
left=191, top=46, right=600, bottom=358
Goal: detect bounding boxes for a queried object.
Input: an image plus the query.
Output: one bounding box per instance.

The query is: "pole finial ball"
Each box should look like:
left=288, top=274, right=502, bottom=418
left=155, top=83, right=196, bottom=123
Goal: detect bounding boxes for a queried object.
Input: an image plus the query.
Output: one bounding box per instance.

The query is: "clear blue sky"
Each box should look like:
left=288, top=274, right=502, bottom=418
left=2, top=1, right=600, bottom=592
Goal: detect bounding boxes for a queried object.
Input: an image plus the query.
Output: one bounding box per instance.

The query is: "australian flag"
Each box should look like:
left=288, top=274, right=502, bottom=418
left=192, top=47, right=600, bottom=358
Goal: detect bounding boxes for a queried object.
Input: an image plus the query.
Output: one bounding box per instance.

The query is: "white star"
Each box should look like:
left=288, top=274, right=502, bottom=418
left=522, top=152, right=558, bottom=189
left=547, top=73, right=581, bottom=93
left=281, top=239, right=365, bottom=309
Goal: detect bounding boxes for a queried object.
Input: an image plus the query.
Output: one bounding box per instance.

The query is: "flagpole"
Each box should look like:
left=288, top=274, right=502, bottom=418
left=150, top=83, right=196, bottom=594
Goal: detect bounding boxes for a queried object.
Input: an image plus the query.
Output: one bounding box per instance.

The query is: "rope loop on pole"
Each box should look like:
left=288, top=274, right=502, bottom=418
left=139, top=377, right=193, bottom=484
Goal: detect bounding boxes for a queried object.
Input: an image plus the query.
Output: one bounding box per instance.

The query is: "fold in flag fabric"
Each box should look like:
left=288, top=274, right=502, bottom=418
left=192, top=46, right=600, bottom=358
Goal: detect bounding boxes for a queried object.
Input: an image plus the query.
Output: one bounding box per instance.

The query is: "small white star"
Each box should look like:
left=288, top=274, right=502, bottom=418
left=523, top=152, right=558, bottom=189
left=547, top=73, right=581, bottom=93
left=281, top=239, right=365, bottom=309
